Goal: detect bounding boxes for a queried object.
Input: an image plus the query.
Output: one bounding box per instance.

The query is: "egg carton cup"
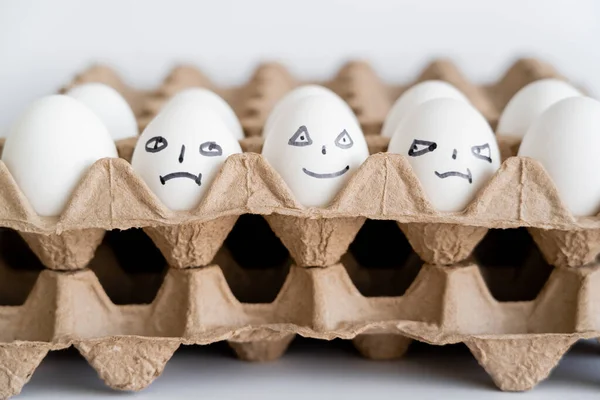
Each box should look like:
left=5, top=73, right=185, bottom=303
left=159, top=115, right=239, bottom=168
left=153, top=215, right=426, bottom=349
left=0, top=58, right=590, bottom=397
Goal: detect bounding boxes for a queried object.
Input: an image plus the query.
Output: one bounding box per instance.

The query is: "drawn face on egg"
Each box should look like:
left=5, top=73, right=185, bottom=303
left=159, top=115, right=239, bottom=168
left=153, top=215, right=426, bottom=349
left=262, top=95, right=369, bottom=207
left=131, top=101, right=242, bottom=211
left=262, top=85, right=357, bottom=137
left=388, top=98, right=500, bottom=212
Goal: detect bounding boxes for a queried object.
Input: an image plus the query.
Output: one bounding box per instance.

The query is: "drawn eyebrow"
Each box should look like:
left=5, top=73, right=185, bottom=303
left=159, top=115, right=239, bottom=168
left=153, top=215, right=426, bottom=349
left=471, top=143, right=492, bottom=163
left=288, top=125, right=313, bottom=146
left=408, top=139, right=437, bottom=157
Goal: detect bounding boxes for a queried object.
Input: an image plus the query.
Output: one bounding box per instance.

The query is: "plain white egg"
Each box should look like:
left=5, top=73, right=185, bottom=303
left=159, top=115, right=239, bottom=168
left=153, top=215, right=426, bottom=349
left=262, top=93, right=369, bottom=207
left=388, top=98, right=500, bottom=212
left=67, top=83, right=138, bottom=140
left=496, top=79, right=583, bottom=139
left=381, top=80, right=469, bottom=138
left=262, top=85, right=357, bottom=137
left=161, top=88, right=244, bottom=140
left=131, top=99, right=242, bottom=211
left=518, top=96, right=600, bottom=216
left=2, top=95, right=118, bottom=216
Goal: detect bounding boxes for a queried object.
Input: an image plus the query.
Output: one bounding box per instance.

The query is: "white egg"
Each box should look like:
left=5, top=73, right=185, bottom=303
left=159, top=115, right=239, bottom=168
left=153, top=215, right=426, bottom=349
left=497, top=79, right=583, bottom=139
left=131, top=99, right=242, bottom=211
left=381, top=80, right=469, bottom=138
left=262, top=93, right=369, bottom=207
left=67, top=83, right=138, bottom=140
left=2, top=95, right=118, bottom=216
left=388, top=98, right=500, bottom=212
left=161, top=88, right=244, bottom=140
left=518, top=97, right=600, bottom=216
left=262, top=85, right=357, bottom=137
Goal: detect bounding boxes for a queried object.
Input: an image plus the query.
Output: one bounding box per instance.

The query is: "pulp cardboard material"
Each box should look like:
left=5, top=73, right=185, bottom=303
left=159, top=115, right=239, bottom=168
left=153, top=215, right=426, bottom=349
left=0, top=58, right=590, bottom=397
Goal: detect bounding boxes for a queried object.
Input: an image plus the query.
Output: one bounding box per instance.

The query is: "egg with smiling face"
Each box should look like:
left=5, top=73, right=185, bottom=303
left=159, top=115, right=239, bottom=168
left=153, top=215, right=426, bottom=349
left=262, top=85, right=357, bottom=137
left=131, top=100, right=242, bottom=211
left=262, top=94, right=369, bottom=207
left=388, top=98, right=501, bottom=212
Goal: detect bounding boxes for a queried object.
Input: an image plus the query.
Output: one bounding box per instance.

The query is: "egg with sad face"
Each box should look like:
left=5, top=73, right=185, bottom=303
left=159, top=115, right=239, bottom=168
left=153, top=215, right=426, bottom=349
left=388, top=98, right=500, bottom=212
left=131, top=100, right=242, bottom=210
left=262, top=94, right=369, bottom=207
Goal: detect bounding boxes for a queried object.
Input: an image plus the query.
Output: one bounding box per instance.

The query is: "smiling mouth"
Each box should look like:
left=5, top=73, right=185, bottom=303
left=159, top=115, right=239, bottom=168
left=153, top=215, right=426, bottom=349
left=434, top=168, right=472, bottom=184
left=302, top=166, right=350, bottom=179
left=159, top=172, right=202, bottom=186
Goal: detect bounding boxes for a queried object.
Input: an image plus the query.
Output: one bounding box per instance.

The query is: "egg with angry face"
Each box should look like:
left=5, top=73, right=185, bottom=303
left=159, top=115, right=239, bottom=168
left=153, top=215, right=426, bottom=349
left=131, top=100, right=242, bottom=210
left=262, top=93, right=369, bottom=207
left=388, top=98, right=501, bottom=212
left=381, top=80, right=469, bottom=138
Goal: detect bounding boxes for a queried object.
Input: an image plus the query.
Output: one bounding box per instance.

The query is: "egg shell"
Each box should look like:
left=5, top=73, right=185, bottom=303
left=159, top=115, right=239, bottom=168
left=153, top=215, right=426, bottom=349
left=496, top=79, right=583, bottom=139
left=262, top=85, right=357, bottom=137
left=262, top=93, right=369, bottom=208
left=518, top=96, right=600, bottom=216
left=388, top=98, right=501, bottom=212
left=381, top=80, right=470, bottom=138
left=131, top=99, right=242, bottom=211
left=161, top=88, right=244, bottom=140
left=67, top=83, right=138, bottom=140
left=2, top=95, right=118, bottom=216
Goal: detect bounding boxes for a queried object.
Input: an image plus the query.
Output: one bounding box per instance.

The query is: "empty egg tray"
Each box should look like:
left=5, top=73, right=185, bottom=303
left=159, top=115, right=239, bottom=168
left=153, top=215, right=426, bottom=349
left=0, top=58, right=594, bottom=398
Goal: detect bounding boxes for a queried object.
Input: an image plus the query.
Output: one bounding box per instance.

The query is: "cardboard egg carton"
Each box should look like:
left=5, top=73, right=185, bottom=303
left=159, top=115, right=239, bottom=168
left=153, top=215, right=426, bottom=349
left=0, top=58, right=592, bottom=398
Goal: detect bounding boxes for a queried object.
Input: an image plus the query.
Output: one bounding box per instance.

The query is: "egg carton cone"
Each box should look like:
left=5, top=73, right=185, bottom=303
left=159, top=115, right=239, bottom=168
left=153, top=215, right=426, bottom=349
left=0, top=58, right=594, bottom=397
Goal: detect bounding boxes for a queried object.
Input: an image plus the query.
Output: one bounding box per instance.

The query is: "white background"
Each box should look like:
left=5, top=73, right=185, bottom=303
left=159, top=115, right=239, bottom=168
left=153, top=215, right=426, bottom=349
left=0, top=0, right=599, bottom=130
left=2, top=0, right=600, bottom=398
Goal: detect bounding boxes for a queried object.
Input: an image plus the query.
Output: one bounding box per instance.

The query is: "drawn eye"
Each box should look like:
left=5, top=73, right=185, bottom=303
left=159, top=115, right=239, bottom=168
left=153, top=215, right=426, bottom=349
left=471, top=143, right=492, bottom=163
left=334, top=129, right=354, bottom=149
left=408, top=139, right=437, bottom=157
left=145, top=136, right=168, bottom=153
left=288, top=125, right=313, bottom=147
left=199, top=141, right=223, bottom=156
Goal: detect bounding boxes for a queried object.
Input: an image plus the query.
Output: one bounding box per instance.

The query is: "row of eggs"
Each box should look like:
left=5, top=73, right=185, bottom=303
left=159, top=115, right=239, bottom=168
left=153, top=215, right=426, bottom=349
left=2, top=77, right=599, bottom=218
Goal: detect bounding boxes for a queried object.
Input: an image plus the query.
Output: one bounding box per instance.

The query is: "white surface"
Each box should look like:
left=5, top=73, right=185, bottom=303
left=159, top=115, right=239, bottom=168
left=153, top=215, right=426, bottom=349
left=1, top=0, right=600, bottom=131
left=18, top=339, right=600, bottom=399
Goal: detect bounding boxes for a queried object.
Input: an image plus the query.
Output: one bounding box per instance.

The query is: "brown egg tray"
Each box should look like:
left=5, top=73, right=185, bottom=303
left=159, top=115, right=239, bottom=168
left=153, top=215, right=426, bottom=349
left=0, top=58, right=592, bottom=398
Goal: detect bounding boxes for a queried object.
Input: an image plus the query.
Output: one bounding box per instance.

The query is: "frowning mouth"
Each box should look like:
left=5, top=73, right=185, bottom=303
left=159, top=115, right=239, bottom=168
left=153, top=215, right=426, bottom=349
left=302, top=166, right=350, bottom=179
left=434, top=168, right=472, bottom=184
left=160, top=172, right=202, bottom=186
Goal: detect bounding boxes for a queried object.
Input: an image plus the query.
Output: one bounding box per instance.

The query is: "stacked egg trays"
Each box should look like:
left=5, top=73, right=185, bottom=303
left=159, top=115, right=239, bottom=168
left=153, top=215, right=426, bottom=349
left=0, top=57, right=596, bottom=398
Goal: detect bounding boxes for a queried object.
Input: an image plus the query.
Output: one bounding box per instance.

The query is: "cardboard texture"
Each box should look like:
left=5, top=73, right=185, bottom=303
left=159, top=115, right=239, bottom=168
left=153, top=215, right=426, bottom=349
left=0, top=58, right=591, bottom=397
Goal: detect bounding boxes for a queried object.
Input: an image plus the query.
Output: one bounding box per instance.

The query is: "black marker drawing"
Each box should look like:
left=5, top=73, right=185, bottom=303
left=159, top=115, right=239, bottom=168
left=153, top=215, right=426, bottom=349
left=160, top=172, right=202, bottom=186
left=288, top=125, right=313, bottom=147
left=321, top=145, right=327, bottom=155
left=452, top=149, right=457, bottom=160
left=434, top=168, right=472, bottom=184
left=335, top=129, right=354, bottom=149
left=471, top=143, right=492, bottom=163
left=199, top=141, right=222, bottom=157
left=145, top=136, right=168, bottom=153
left=178, top=145, right=186, bottom=163
left=302, top=165, right=350, bottom=179
left=408, top=139, right=437, bottom=157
